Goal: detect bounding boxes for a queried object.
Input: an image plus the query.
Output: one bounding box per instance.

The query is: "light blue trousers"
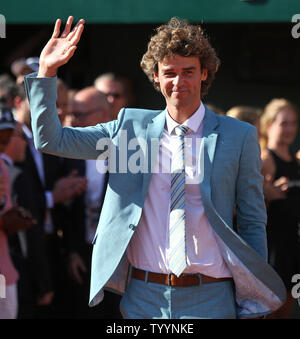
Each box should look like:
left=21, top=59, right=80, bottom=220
left=120, top=275, right=237, bottom=319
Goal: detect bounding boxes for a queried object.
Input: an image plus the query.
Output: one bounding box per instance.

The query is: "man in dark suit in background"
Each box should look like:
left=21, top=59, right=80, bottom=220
left=8, top=83, right=86, bottom=318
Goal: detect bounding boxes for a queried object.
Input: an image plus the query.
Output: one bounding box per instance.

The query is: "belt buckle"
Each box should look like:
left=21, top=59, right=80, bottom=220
left=168, top=273, right=175, bottom=286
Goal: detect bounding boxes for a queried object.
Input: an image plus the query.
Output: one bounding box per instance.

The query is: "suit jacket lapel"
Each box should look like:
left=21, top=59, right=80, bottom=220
left=141, top=110, right=166, bottom=199
left=141, top=107, right=219, bottom=202
left=200, top=107, right=219, bottom=199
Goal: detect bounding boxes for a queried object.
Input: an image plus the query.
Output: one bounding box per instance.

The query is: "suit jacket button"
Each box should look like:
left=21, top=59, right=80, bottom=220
left=129, top=224, right=136, bottom=230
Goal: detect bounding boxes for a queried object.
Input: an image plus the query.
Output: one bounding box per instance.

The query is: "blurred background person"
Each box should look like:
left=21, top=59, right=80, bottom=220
left=3, top=122, right=27, bottom=165
left=94, top=72, right=133, bottom=120
left=0, top=104, right=19, bottom=319
left=62, top=88, right=78, bottom=127
left=66, top=86, right=122, bottom=318
left=0, top=105, right=35, bottom=319
left=56, top=78, right=71, bottom=126
left=0, top=74, right=17, bottom=110
left=9, top=83, right=86, bottom=318
left=10, top=57, right=39, bottom=84
left=226, top=105, right=262, bottom=142
left=260, top=98, right=300, bottom=318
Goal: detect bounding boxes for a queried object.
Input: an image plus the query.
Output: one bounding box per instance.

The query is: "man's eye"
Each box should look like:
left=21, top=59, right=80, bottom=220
left=164, top=72, right=175, bottom=77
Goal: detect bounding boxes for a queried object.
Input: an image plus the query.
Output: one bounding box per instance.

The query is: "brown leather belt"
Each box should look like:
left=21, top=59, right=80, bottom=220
left=131, top=268, right=232, bottom=287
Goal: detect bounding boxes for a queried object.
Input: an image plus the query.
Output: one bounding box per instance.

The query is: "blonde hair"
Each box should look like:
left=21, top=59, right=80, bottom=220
left=226, top=106, right=262, bottom=125
left=260, top=98, right=298, bottom=149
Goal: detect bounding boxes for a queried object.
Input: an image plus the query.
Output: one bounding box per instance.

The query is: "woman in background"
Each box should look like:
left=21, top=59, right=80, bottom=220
left=260, top=98, right=300, bottom=318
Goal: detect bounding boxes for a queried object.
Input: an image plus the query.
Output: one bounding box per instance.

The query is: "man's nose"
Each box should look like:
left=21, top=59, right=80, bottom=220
left=173, top=75, right=183, bottom=86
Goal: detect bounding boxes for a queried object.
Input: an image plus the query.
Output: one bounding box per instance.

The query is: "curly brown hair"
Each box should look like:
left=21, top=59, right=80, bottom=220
left=140, top=17, right=220, bottom=98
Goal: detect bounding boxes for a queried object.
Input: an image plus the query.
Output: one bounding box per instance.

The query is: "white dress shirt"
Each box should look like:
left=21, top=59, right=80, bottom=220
left=126, top=103, right=232, bottom=277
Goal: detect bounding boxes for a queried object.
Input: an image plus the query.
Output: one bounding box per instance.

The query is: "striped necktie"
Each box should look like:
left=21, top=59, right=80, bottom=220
left=169, top=125, right=189, bottom=277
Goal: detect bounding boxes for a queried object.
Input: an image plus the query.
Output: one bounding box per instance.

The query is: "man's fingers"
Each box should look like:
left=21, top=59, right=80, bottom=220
left=273, top=176, right=289, bottom=188
left=61, top=16, right=74, bottom=38
left=51, top=19, right=61, bottom=39
left=69, top=20, right=85, bottom=46
left=67, top=19, right=85, bottom=41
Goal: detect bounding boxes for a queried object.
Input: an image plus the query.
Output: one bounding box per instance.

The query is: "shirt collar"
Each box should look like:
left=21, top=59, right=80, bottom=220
left=165, top=101, right=205, bottom=135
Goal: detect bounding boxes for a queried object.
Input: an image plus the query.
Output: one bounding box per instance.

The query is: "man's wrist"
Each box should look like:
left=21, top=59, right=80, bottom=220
left=37, top=65, right=57, bottom=78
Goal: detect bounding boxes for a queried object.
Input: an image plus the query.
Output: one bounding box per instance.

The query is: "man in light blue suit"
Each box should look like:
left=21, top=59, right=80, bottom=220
left=24, top=16, right=287, bottom=319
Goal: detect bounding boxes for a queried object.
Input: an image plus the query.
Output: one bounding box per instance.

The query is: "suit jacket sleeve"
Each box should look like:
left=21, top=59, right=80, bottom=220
left=24, top=73, right=118, bottom=160
left=235, top=126, right=268, bottom=260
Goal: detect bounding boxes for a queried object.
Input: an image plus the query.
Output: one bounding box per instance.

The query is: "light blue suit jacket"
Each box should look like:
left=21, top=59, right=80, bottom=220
left=24, top=73, right=286, bottom=318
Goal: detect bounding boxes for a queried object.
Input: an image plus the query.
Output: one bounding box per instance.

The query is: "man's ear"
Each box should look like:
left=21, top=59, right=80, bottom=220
left=201, top=69, right=208, bottom=81
left=153, top=70, right=159, bottom=83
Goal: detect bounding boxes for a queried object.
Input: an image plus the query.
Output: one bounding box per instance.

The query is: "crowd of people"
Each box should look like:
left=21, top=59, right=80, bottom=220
left=0, top=53, right=299, bottom=319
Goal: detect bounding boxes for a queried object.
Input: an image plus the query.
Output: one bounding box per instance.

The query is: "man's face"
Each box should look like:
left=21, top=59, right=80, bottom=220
left=154, top=54, right=207, bottom=115
left=14, top=97, right=31, bottom=128
left=96, top=80, right=127, bottom=119
left=4, top=123, right=27, bottom=163
left=71, top=94, right=111, bottom=128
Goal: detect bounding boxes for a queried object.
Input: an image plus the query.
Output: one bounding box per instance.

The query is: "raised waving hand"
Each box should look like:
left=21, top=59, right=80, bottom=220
left=38, top=16, right=85, bottom=77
